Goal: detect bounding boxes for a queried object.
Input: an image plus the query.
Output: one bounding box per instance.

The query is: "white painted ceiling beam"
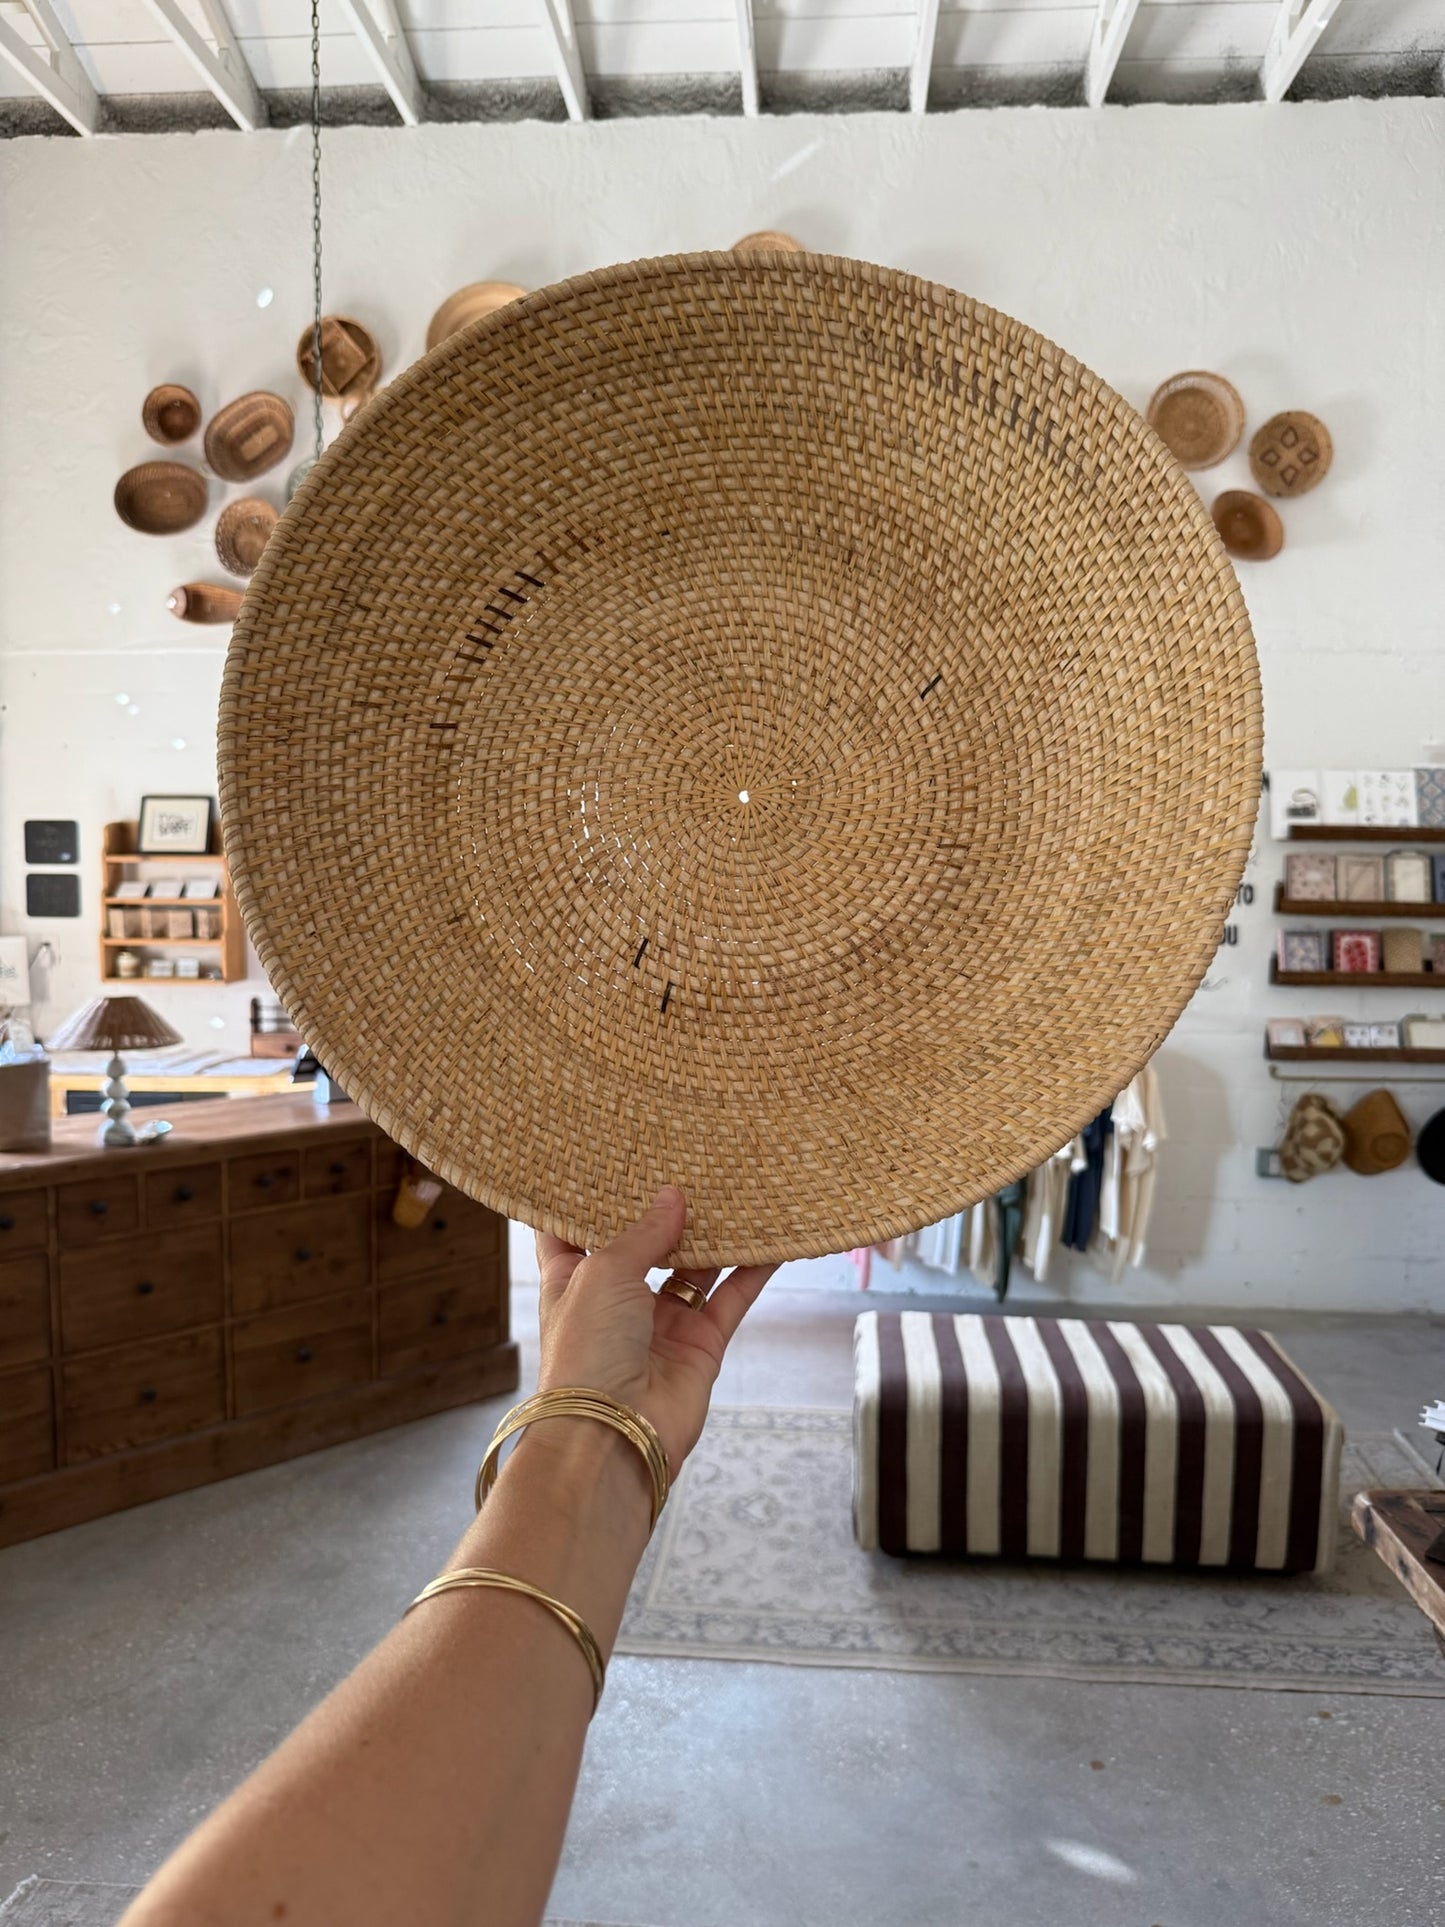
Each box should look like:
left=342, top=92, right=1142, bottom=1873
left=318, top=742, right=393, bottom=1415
left=337, top=0, right=425, bottom=128
left=0, top=0, right=99, bottom=135
left=909, top=0, right=940, bottom=114
left=138, top=0, right=266, bottom=132
left=1083, top=0, right=1144, bottom=107
left=538, top=0, right=589, bottom=121
left=735, top=0, right=758, bottom=116
left=1262, top=0, right=1346, bottom=102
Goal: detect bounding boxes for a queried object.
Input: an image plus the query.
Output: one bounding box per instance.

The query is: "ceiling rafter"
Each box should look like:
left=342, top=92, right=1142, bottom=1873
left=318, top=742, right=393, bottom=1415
left=735, top=0, right=758, bottom=117
left=909, top=0, right=940, bottom=114
left=1084, top=0, right=1144, bottom=107
left=337, top=0, right=425, bottom=127
left=137, top=0, right=266, bottom=132
left=537, top=0, right=589, bottom=122
left=1262, top=0, right=1346, bottom=102
left=0, top=0, right=100, bottom=135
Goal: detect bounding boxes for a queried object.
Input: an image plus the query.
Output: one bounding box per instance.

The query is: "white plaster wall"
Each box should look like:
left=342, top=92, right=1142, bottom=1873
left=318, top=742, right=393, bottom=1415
left=2, top=100, right=1443, bottom=1310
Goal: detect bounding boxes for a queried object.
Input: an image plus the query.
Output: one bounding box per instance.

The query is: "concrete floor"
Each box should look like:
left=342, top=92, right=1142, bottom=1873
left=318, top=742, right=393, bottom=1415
left=2, top=1279, right=1443, bottom=1927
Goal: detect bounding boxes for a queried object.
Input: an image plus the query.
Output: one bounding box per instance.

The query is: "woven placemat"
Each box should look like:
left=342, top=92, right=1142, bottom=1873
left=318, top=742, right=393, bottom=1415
left=219, top=253, right=1261, bottom=1265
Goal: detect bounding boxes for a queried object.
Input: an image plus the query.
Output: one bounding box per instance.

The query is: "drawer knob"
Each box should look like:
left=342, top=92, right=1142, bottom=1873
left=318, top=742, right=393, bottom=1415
left=256, top=1173, right=274, bottom=1189
left=175, top=1185, right=193, bottom=1203
left=139, top=1386, right=157, bottom=1404
left=137, top=1280, right=155, bottom=1296
left=432, top=1216, right=448, bottom=1232
left=329, top=1161, right=346, bottom=1176
left=295, top=1246, right=313, bottom=1263
left=90, top=1199, right=109, bottom=1216
left=0, top=1215, right=13, bottom=1231
left=296, top=1346, right=314, bottom=1364
left=433, top=1310, right=449, bottom=1327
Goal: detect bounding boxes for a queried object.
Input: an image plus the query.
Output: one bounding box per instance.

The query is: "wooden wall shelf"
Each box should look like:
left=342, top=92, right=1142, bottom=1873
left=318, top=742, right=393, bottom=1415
left=1270, top=961, right=1442, bottom=989
left=1287, top=825, right=1445, bottom=844
left=1265, top=1044, right=1445, bottom=1064
left=1274, top=887, right=1444, bottom=919
left=100, top=821, right=246, bottom=984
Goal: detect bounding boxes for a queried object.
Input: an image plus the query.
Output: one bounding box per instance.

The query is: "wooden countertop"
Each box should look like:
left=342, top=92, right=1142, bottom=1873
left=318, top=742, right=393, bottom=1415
left=0, top=1093, right=385, bottom=1187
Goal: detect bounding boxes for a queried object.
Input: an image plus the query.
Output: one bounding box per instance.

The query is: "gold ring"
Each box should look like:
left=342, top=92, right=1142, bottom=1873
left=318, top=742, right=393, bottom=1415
left=658, top=1272, right=708, bottom=1312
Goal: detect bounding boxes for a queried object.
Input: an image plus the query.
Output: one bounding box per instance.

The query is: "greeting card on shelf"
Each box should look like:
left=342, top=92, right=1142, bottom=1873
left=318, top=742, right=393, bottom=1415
left=1358, top=769, right=1418, bottom=828
left=1320, top=771, right=1359, bottom=825
left=1269, top=770, right=1321, bottom=841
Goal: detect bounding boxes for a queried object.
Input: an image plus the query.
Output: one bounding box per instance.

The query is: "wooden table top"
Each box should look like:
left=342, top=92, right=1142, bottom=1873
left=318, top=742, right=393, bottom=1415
left=0, top=1092, right=386, bottom=1188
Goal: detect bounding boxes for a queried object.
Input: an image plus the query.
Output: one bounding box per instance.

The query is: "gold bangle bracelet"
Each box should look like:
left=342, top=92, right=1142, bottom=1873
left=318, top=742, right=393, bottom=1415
left=406, top=1566, right=605, bottom=1713
left=474, top=1387, right=671, bottom=1527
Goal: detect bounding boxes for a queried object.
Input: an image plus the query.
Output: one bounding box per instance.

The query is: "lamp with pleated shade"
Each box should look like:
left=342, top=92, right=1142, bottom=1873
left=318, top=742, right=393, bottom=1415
left=46, top=995, right=182, bottom=1147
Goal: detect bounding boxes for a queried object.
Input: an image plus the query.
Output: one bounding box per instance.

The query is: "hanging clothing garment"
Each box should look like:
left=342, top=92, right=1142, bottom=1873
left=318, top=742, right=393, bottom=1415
left=1062, top=1105, right=1114, bottom=1252
left=911, top=1212, right=967, bottom=1275
left=1021, top=1137, right=1078, bottom=1284
left=992, top=1179, right=1027, bottom=1300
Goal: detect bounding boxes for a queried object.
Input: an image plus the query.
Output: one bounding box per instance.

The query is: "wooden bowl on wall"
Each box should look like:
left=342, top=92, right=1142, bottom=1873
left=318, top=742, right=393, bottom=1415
left=167, top=582, right=245, bottom=624
left=426, top=282, right=527, bottom=353
left=204, top=392, right=295, bottom=483
left=1212, top=489, right=1284, bottom=561
left=114, top=461, right=208, bottom=535
left=732, top=230, right=806, bottom=254
left=1249, top=411, right=1333, bottom=497
left=296, top=315, right=382, bottom=402
left=142, top=384, right=202, bottom=445
left=215, top=496, right=279, bottom=576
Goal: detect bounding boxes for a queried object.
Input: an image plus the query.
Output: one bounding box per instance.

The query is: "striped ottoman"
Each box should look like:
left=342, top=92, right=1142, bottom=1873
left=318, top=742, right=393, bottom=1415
left=853, top=1311, right=1343, bottom=1573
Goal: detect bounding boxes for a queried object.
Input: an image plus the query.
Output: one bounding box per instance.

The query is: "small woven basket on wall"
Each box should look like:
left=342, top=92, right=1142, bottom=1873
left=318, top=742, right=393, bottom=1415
left=219, top=254, right=1261, bottom=1266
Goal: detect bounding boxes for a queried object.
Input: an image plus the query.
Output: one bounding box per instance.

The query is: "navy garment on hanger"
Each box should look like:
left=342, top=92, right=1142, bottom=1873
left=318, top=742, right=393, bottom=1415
left=1062, top=1106, right=1114, bottom=1252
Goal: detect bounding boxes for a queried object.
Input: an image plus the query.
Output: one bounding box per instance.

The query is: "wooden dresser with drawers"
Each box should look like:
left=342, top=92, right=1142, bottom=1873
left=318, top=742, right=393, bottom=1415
left=0, top=1092, right=518, bottom=1546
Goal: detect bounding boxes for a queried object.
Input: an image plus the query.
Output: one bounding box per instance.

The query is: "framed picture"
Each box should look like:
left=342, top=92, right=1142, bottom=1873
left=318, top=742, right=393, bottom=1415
left=1332, top=929, right=1380, bottom=973
left=1278, top=928, right=1327, bottom=973
left=114, top=879, right=149, bottom=901
left=1283, top=852, right=1337, bottom=901
left=138, top=794, right=214, bottom=856
left=1402, top=1014, right=1445, bottom=1049
left=1338, top=853, right=1385, bottom=903
left=181, top=877, right=219, bottom=900
left=23, top=820, right=79, bottom=864
left=1386, top=850, right=1433, bottom=903
left=1368, top=1021, right=1401, bottom=1049
left=1343, top=1023, right=1373, bottom=1049
left=1267, top=1018, right=1307, bottom=1052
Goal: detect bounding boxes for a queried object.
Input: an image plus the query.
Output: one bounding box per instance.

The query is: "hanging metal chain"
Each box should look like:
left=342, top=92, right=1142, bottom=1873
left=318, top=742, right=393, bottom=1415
left=309, top=0, right=324, bottom=463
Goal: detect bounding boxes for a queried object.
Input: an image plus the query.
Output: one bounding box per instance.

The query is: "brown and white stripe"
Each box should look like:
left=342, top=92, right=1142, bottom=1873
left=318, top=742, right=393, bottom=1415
left=853, top=1312, right=1342, bottom=1574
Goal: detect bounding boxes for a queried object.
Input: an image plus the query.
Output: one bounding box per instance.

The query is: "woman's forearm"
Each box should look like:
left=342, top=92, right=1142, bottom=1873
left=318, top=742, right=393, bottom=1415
left=120, top=1419, right=654, bottom=1927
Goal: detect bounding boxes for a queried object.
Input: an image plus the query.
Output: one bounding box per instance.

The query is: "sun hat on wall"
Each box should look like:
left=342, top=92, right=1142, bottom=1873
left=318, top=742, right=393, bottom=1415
left=218, top=253, right=1261, bottom=1265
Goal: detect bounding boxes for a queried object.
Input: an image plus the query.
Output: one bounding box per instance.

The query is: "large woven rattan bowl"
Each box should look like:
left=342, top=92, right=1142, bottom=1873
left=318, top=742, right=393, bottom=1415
left=219, top=253, right=1261, bottom=1265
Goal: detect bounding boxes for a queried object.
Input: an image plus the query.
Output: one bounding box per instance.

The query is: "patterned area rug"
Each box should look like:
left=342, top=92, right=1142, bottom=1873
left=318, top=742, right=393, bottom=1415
left=616, top=1409, right=1445, bottom=1697
left=0, top=1881, right=622, bottom=1927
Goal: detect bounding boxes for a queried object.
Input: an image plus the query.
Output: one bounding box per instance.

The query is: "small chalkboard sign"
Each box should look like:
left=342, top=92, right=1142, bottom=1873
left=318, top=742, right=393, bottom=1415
left=24, top=820, right=79, bottom=865
left=26, top=873, right=81, bottom=918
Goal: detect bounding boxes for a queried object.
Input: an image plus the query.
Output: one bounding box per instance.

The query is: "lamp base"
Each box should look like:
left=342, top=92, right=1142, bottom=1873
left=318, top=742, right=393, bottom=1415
left=99, top=1052, right=137, bottom=1147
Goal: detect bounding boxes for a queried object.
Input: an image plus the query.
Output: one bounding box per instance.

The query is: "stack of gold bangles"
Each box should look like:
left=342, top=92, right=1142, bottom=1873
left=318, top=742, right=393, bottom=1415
left=473, top=1385, right=671, bottom=1524
left=404, top=1384, right=673, bottom=1717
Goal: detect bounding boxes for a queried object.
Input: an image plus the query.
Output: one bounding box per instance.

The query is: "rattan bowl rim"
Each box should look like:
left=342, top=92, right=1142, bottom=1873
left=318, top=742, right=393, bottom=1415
left=141, top=383, right=202, bottom=445
left=220, top=250, right=1260, bottom=1264
left=203, top=391, right=295, bottom=482
left=1146, top=368, right=1246, bottom=470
